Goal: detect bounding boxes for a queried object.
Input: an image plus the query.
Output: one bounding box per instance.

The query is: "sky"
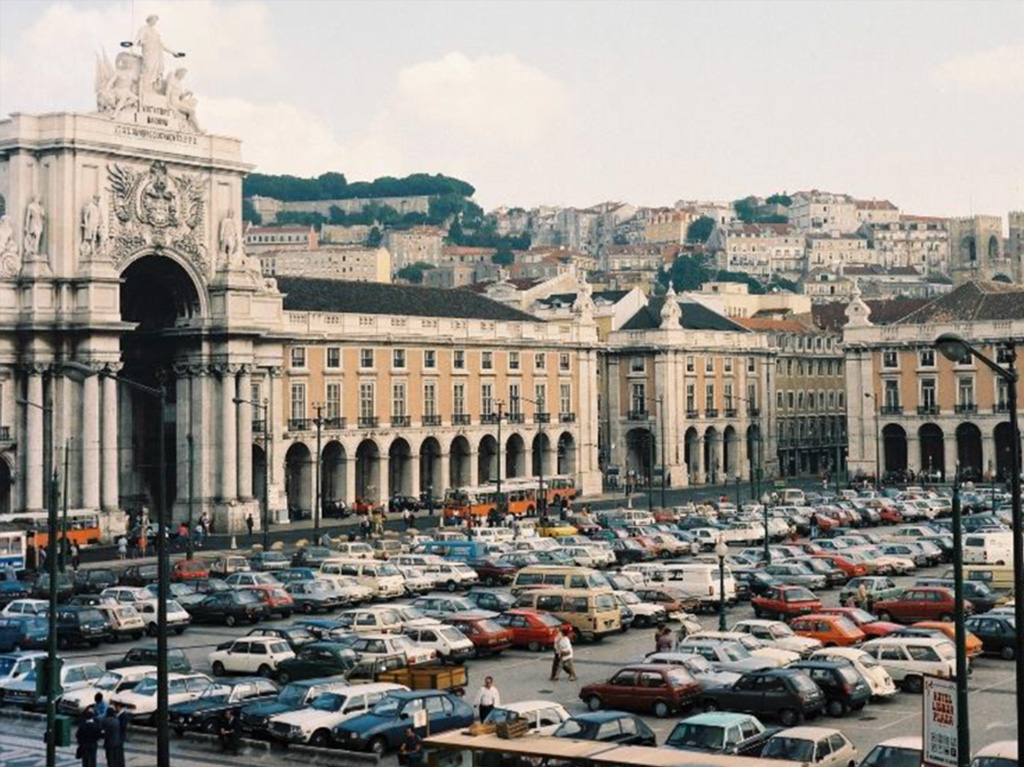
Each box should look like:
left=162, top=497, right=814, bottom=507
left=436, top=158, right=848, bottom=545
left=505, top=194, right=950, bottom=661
left=1, top=0, right=1022, bottom=215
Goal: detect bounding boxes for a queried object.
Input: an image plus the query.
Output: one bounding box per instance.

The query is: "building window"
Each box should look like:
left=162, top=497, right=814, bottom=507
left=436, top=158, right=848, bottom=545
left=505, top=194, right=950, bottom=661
left=559, top=353, right=571, bottom=372
left=788, top=391, right=795, bottom=408
left=747, top=358, right=756, bottom=373
left=535, top=383, right=547, bottom=413
left=687, top=383, right=696, bottom=411
left=290, top=347, right=306, bottom=369
left=509, top=382, right=521, bottom=415
left=919, top=349, right=935, bottom=368
left=958, top=376, right=975, bottom=406
left=535, top=353, right=546, bottom=371
left=705, top=383, right=715, bottom=409
left=777, top=391, right=784, bottom=408
left=882, top=351, right=898, bottom=369
left=423, top=381, right=437, bottom=417
left=326, top=347, right=341, bottom=369
left=997, top=379, right=1010, bottom=410
left=453, top=383, right=466, bottom=416
left=631, top=383, right=646, bottom=414
left=828, top=390, right=836, bottom=408
left=921, top=378, right=936, bottom=409
left=479, top=383, right=493, bottom=416
left=392, top=382, right=407, bottom=418
left=560, top=382, right=571, bottom=415
left=359, top=382, right=375, bottom=419
left=424, top=349, right=437, bottom=369
left=508, top=351, right=520, bottom=371
left=481, top=351, right=493, bottom=370
left=747, top=383, right=757, bottom=409
left=326, top=382, right=342, bottom=420
left=883, top=380, right=900, bottom=410
left=797, top=391, right=804, bottom=409
left=724, top=357, right=733, bottom=374
left=360, top=348, right=374, bottom=369
left=392, top=349, right=406, bottom=369
left=724, top=383, right=734, bottom=410
left=290, top=383, right=306, bottom=421
left=686, top=355, right=695, bottom=373
left=453, top=350, right=466, bottom=370
left=838, top=391, right=845, bottom=408
left=629, top=356, right=645, bottom=373
left=705, top=357, right=714, bottom=374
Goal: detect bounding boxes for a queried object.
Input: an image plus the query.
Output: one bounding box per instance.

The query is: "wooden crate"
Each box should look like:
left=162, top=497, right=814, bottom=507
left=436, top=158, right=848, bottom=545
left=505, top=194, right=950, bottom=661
left=495, top=718, right=530, bottom=740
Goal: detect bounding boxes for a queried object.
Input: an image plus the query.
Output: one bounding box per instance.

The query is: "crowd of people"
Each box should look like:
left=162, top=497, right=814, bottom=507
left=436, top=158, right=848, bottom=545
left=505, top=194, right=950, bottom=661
left=74, top=698, right=129, bottom=767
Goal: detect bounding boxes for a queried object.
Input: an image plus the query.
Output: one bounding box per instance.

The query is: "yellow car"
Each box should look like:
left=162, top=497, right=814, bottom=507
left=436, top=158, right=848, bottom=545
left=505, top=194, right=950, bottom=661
left=537, top=523, right=577, bottom=538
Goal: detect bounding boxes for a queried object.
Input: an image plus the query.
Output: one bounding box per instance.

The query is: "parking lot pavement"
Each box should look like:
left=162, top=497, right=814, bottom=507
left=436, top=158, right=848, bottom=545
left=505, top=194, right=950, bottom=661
left=49, top=552, right=1020, bottom=759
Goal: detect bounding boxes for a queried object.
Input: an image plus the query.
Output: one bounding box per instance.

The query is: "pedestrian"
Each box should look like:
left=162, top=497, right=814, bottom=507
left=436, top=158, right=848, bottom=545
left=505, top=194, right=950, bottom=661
left=674, top=622, right=691, bottom=649
left=474, top=676, right=500, bottom=722
left=218, top=709, right=241, bottom=754
left=550, top=629, right=576, bottom=681
left=246, top=514, right=254, bottom=536
left=655, top=626, right=673, bottom=653
left=194, top=522, right=204, bottom=548
left=75, top=707, right=102, bottom=767
left=38, top=546, right=47, bottom=569
left=857, top=582, right=869, bottom=610
left=405, top=509, right=415, bottom=530
left=809, top=514, right=819, bottom=540
left=93, top=691, right=108, bottom=719
left=399, top=726, right=423, bottom=767
left=320, top=531, right=333, bottom=548
left=114, top=700, right=130, bottom=746
left=71, top=543, right=81, bottom=572
left=103, top=707, right=125, bottom=767
left=117, top=538, right=127, bottom=561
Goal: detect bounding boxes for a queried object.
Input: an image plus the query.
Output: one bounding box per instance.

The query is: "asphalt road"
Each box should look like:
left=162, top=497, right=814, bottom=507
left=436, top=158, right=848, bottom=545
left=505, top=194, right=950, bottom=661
left=46, top=553, right=1019, bottom=762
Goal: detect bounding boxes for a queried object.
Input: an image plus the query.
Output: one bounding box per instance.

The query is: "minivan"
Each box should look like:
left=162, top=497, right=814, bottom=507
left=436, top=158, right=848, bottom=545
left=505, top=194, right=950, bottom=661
left=657, top=563, right=737, bottom=607
left=415, top=540, right=490, bottom=562
left=962, top=532, right=1014, bottom=566
left=319, top=559, right=405, bottom=600
left=513, top=587, right=621, bottom=641
left=955, top=564, right=1015, bottom=593
left=511, top=566, right=610, bottom=595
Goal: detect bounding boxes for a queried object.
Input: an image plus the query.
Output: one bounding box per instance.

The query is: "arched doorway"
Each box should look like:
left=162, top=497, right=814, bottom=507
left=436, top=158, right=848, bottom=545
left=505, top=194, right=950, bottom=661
left=956, top=423, right=983, bottom=480
left=723, top=426, right=738, bottom=478
left=356, top=439, right=381, bottom=503
left=252, top=445, right=267, bottom=508
left=994, top=422, right=1014, bottom=480
left=747, top=425, right=762, bottom=479
left=119, top=254, right=203, bottom=514
left=919, top=424, right=945, bottom=480
left=882, top=424, right=907, bottom=474
left=449, top=436, right=471, bottom=489
left=988, top=235, right=1000, bottom=261
left=478, top=435, right=498, bottom=484
left=0, top=457, right=11, bottom=515
left=285, top=443, right=312, bottom=518
left=963, top=236, right=977, bottom=263
left=321, top=441, right=347, bottom=510
left=625, top=428, right=654, bottom=479
left=557, top=432, right=576, bottom=475
left=419, top=437, right=442, bottom=498
left=506, top=434, right=526, bottom=478
left=388, top=438, right=412, bottom=497
left=684, top=428, right=699, bottom=482
left=703, top=427, right=720, bottom=484
left=531, top=433, right=551, bottom=477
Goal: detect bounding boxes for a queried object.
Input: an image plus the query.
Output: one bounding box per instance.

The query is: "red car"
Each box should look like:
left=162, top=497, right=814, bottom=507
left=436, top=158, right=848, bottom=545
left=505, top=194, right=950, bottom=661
left=818, top=607, right=900, bottom=638
left=873, top=587, right=974, bottom=624
left=468, top=557, right=518, bottom=586
left=171, top=559, right=209, bottom=582
left=752, top=585, right=821, bottom=621
left=244, top=584, right=294, bottom=619
left=445, top=612, right=513, bottom=657
left=579, top=664, right=700, bottom=718
left=493, top=608, right=571, bottom=651
left=876, top=505, right=903, bottom=525
left=813, top=553, right=867, bottom=578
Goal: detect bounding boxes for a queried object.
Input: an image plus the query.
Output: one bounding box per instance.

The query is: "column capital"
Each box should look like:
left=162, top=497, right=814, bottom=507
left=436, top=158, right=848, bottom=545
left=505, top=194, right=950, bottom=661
left=18, top=362, right=51, bottom=376
left=211, top=362, right=243, bottom=378
left=266, top=366, right=284, bottom=378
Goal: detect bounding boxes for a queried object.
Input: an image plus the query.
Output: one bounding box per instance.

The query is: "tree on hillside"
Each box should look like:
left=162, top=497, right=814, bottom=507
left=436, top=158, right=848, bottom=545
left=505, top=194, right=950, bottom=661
left=366, top=226, right=383, bottom=248
left=243, top=171, right=474, bottom=202
left=660, top=254, right=712, bottom=292
left=242, top=198, right=262, bottom=226
left=396, top=262, right=435, bottom=284
left=686, top=216, right=716, bottom=243
left=492, top=241, right=515, bottom=266
left=715, top=269, right=765, bottom=294
left=733, top=196, right=759, bottom=223
left=765, top=192, right=792, bottom=207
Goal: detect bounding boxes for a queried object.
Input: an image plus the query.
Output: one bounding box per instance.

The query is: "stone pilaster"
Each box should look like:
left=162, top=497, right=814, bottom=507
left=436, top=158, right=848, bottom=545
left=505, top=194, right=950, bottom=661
left=23, top=367, right=45, bottom=512
left=80, top=367, right=101, bottom=509
left=218, top=365, right=238, bottom=502
left=101, top=368, right=119, bottom=511
left=237, top=366, right=253, bottom=500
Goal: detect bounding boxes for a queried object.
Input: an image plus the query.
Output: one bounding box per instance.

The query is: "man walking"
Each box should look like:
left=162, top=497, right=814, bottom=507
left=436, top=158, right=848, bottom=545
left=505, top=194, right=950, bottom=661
left=550, top=629, right=576, bottom=681
left=474, top=676, right=500, bottom=721
left=245, top=513, right=255, bottom=536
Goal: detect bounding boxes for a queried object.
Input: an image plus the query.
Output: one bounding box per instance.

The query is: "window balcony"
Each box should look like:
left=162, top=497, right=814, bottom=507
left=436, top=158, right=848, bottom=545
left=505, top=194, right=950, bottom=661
left=391, top=415, right=411, bottom=427
left=705, top=408, right=719, bottom=418
left=917, top=405, right=939, bottom=415
left=748, top=406, right=761, bottom=417
left=324, top=416, right=347, bottom=429
left=287, top=418, right=310, bottom=431
left=686, top=409, right=699, bottom=419
left=481, top=413, right=499, bottom=425
left=357, top=416, right=379, bottom=428
left=880, top=405, right=903, bottom=415
left=534, top=412, right=551, bottom=424
left=995, top=402, right=1010, bottom=413
left=0, top=426, right=10, bottom=442
left=453, top=413, right=471, bottom=426
left=724, top=408, right=738, bottom=418
left=627, top=410, right=649, bottom=421
left=507, top=412, right=525, bottom=424
left=559, top=412, right=576, bottom=423
left=955, top=403, right=977, bottom=414
left=251, top=420, right=266, bottom=434
left=422, top=414, right=442, bottom=427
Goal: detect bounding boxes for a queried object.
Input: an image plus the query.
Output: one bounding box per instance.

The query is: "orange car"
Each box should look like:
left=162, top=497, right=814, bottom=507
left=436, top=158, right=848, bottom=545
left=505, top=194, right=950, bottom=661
left=790, top=613, right=866, bottom=647
left=171, top=559, right=209, bottom=582
left=912, top=621, right=984, bottom=658
left=243, top=584, right=294, bottom=619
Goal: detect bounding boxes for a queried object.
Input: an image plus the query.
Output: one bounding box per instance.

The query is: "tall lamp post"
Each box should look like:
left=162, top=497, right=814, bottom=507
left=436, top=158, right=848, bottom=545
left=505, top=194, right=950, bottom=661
left=760, top=492, right=773, bottom=564
left=863, top=392, right=882, bottom=490
left=950, top=463, right=970, bottom=766
left=935, top=332, right=1023, bottom=755
left=235, top=397, right=272, bottom=551
left=715, top=536, right=729, bottom=631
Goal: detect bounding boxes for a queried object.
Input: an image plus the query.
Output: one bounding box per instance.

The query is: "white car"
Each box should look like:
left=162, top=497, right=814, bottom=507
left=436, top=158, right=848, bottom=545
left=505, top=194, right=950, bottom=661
left=209, top=637, right=295, bottom=677
left=419, top=561, right=478, bottom=592
left=395, top=566, right=436, bottom=595
left=732, top=620, right=823, bottom=657
left=333, top=542, right=376, bottom=560
left=860, top=737, right=922, bottom=767
left=112, top=673, right=224, bottom=720
left=1, top=661, right=105, bottom=709
left=970, top=741, right=1018, bottom=767
left=560, top=545, right=609, bottom=569
left=761, top=726, right=858, bottom=767
left=403, top=624, right=475, bottom=664
left=268, top=683, right=407, bottom=747
left=0, top=652, right=45, bottom=688
left=0, top=599, right=48, bottom=618
left=225, top=572, right=281, bottom=588
left=389, top=605, right=440, bottom=630
left=336, top=607, right=404, bottom=634
left=134, top=599, right=191, bottom=635
left=483, top=700, right=570, bottom=735
left=99, top=587, right=154, bottom=604
left=860, top=637, right=955, bottom=693
left=346, top=633, right=436, bottom=666
left=689, top=631, right=800, bottom=667
left=58, top=666, right=156, bottom=716
left=810, top=647, right=897, bottom=699
left=612, top=591, right=667, bottom=628
left=320, top=576, right=373, bottom=605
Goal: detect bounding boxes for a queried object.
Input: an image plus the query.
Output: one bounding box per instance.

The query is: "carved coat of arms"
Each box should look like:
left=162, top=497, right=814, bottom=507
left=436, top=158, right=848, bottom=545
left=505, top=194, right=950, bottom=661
left=107, top=160, right=207, bottom=273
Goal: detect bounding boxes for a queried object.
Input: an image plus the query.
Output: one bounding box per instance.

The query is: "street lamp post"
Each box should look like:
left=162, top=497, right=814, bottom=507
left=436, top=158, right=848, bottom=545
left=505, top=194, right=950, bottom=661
left=760, top=491, right=772, bottom=564
left=950, top=464, right=970, bottom=767
left=935, top=332, right=1023, bottom=755
left=864, top=392, right=881, bottom=490
left=715, top=537, right=729, bottom=631
left=313, top=403, right=324, bottom=533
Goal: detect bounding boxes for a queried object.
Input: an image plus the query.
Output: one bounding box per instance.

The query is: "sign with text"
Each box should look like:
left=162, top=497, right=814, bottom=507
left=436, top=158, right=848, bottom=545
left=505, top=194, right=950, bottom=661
left=923, top=675, right=959, bottom=767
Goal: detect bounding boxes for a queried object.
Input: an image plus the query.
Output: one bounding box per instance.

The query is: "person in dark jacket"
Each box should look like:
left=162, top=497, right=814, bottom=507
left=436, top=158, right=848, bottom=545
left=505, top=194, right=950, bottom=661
left=75, top=707, right=102, bottom=767
left=114, top=700, right=130, bottom=744
left=103, top=708, right=125, bottom=767
left=218, top=709, right=241, bottom=754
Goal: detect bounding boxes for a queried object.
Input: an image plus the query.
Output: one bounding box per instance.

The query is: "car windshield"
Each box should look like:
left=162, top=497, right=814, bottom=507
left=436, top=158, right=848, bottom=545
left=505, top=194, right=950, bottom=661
left=833, top=617, right=860, bottom=634
left=391, top=636, right=414, bottom=651
left=95, top=673, right=123, bottom=690
left=861, top=746, right=921, bottom=767
left=439, top=628, right=465, bottom=642
left=484, top=707, right=520, bottom=724
left=771, top=624, right=795, bottom=638
left=311, top=693, right=347, bottom=712
left=595, top=594, right=616, bottom=611
left=587, top=573, right=610, bottom=588
left=786, top=588, right=816, bottom=602
left=537, top=613, right=563, bottom=628
left=377, top=564, right=399, bottom=577
left=791, top=674, right=819, bottom=694
left=762, top=738, right=814, bottom=761
left=618, top=593, right=639, bottom=605
left=553, top=720, right=586, bottom=738
left=479, top=619, right=504, bottom=633
left=371, top=695, right=403, bottom=716
left=235, top=592, right=260, bottom=605
left=973, top=759, right=1017, bottom=767
left=131, top=678, right=158, bottom=696
left=278, top=685, right=308, bottom=706
left=0, top=657, right=17, bottom=675
left=722, top=644, right=749, bottom=661
left=667, top=723, right=723, bottom=751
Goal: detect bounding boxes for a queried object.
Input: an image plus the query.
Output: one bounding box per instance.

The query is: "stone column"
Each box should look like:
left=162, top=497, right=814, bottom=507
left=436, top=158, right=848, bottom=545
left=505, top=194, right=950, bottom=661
left=440, top=452, right=450, bottom=495
left=344, top=454, right=357, bottom=506
left=378, top=454, right=389, bottom=504
left=237, top=368, right=253, bottom=500
left=469, top=450, right=480, bottom=487
left=944, top=435, right=958, bottom=482
left=80, top=370, right=101, bottom=510
left=906, top=434, right=921, bottom=474
left=693, top=435, right=704, bottom=485
left=24, top=368, right=45, bottom=512
left=174, top=369, right=192, bottom=516
left=190, top=367, right=211, bottom=510
left=410, top=454, right=421, bottom=497
left=737, top=427, right=750, bottom=481
left=219, top=366, right=238, bottom=502
left=101, top=371, right=119, bottom=511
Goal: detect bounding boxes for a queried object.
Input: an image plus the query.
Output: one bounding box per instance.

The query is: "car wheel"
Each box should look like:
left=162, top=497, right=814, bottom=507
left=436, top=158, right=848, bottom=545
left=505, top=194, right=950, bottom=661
left=369, top=737, right=388, bottom=757
left=224, top=614, right=236, bottom=627
left=89, top=640, right=101, bottom=648
left=827, top=699, right=846, bottom=717
left=212, top=661, right=226, bottom=676
left=939, top=613, right=953, bottom=622
left=585, top=695, right=602, bottom=712
left=257, top=664, right=273, bottom=678
left=174, top=627, right=186, bottom=635
left=779, top=708, right=800, bottom=727
left=311, top=729, right=331, bottom=748
left=446, top=581, right=457, bottom=593
left=277, top=671, right=290, bottom=684
left=527, top=641, right=541, bottom=652
left=1000, top=645, right=1016, bottom=660
left=653, top=701, right=670, bottom=718
left=904, top=675, right=924, bottom=694
left=878, top=611, right=893, bottom=622
left=133, top=632, right=144, bottom=641
left=484, top=576, right=495, bottom=587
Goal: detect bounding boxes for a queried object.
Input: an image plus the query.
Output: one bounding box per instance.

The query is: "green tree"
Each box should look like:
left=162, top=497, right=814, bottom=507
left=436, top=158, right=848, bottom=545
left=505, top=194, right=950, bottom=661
left=366, top=226, right=383, bottom=247
left=715, top=269, right=765, bottom=294
left=492, top=241, right=515, bottom=266
left=659, top=254, right=712, bottom=292
left=396, top=262, right=435, bottom=284
left=447, top=219, right=465, bottom=244
left=276, top=211, right=326, bottom=227
left=768, top=276, right=799, bottom=292
left=765, top=192, right=792, bottom=207
left=733, top=196, right=759, bottom=223
left=686, top=216, right=716, bottom=243
left=242, top=198, right=262, bottom=226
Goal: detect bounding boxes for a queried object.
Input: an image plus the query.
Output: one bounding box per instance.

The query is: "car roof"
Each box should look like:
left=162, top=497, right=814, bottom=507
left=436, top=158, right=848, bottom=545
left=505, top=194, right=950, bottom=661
left=678, top=712, right=755, bottom=727
left=774, top=726, right=844, bottom=740
left=972, top=741, right=1018, bottom=759
left=876, top=736, right=923, bottom=749
left=388, top=690, right=450, bottom=700
left=498, top=700, right=565, bottom=712
left=571, top=711, right=637, bottom=723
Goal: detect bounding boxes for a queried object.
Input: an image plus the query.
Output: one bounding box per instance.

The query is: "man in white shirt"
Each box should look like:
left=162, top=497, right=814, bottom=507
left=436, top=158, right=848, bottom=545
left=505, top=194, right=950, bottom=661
left=474, top=676, right=500, bottom=721
left=550, top=630, right=577, bottom=681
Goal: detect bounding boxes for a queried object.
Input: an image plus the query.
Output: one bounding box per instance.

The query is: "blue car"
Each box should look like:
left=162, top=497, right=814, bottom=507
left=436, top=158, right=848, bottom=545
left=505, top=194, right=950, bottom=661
left=0, top=615, right=47, bottom=653
left=332, top=690, right=474, bottom=755
left=0, top=580, right=31, bottom=606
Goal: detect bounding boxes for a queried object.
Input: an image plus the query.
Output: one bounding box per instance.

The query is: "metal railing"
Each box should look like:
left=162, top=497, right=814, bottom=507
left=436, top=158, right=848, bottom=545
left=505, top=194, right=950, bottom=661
left=324, top=416, right=346, bottom=429
left=507, top=412, right=525, bottom=424
left=391, top=415, right=411, bottom=427
left=705, top=408, right=718, bottom=418
left=880, top=405, right=903, bottom=415
left=357, top=416, right=379, bottom=428
left=287, top=418, right=310, bottom=431
left=627, top=410, right=649, bottom=421
left=422, top=414, right=442, bottom=426
left=559, top=412, right=576, bottom=423
left=955, top=403, right=977, bottom=414
left=534, top=412, right=551, bottom=424
left=917, top=405, right=940, bottom=415
left=453, top=414, right=471, bottom=426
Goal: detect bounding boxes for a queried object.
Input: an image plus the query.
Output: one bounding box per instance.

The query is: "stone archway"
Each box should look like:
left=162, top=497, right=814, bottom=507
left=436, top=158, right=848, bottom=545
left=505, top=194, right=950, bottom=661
left=388, top=438, right=412, bottom=497
left=418, top=437, right=442, bottom=498
left=506, top=434, right=526, bottom=478
left=449, top=436, right=471, bottom=489
left=356, top=439, right=381, bottom=503
left=0, top=456, right=11, bottom=515
left=956, top=423, right=983, bottom=480
left=723, top=425, right=738, bottom=478
left=285, top=442, right=312, bottom=518
left=321, top=441, right=347, bottom=510
left=994, top=422, right=1014, bottom=480
left=882, top=424, right=907, bottom=474
left=919, top=423, right=945, bottom=479
left=625, top=427, right=654, bottom=479
left=703, top=427, right=720, bottom=484
left=478, top=435, right=498, bottom=484
left=557, top=432, right=576, bottom=476
left=532, top=432, right=551, bottom=477
left=684, top=427, right=700, bottom=482
left=252, top=444, right=267, bottom=507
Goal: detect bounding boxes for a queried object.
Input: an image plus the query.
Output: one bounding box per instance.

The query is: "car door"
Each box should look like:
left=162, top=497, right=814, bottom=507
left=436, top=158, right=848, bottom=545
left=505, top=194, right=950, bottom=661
left=604, top=669, right=638, bottom=708
left=168, top=677, right=189, bottom=704
left=228, top=640, right=250, bottom=672
left=814, top=735, right=833, bottom=766
left=721, top=673, right=758, bottom=712
left=638, top=670, right=668, bottom=712
left=249, top=641, right=271, bottom=672
left=756, top=674, right=789, bottom=716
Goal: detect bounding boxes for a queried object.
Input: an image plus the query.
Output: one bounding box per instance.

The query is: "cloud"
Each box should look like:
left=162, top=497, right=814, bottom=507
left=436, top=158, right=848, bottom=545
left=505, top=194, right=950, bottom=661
left=934, top=40, right=1024, bottom=92
left=394, top=52, right=567, bottom=147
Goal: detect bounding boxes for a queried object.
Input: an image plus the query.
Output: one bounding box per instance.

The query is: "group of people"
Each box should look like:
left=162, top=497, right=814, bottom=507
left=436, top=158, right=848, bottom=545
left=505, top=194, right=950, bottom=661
left=75, top=696, right=129, bottom=767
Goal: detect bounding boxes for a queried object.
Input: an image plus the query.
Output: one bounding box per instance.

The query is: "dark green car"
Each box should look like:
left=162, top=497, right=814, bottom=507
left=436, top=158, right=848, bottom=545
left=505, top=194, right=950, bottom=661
left=106, top=644, right=192, bottom=674
left=274, top=642, right=357, bottom=684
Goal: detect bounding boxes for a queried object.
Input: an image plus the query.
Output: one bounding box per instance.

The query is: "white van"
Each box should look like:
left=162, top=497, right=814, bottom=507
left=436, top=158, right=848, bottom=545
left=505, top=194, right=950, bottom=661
left=962, top=532, right=1014, bottom=566
left=659, top=563, right=737, bottom=605
left=469, top=527, right=515, bottom=544
left=319, top=559, right=405, bottom=599
left=860, top=637, right=956, bottom=693
left=779, top=488, right=806, bottom=506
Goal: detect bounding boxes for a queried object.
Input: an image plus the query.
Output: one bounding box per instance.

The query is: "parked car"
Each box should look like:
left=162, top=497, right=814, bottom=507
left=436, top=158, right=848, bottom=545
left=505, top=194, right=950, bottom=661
left=410, top=594, right=479, bottom=620
left=291, top=546, right=334, bottom=568
left=790, top=660, right=871, bottom=717
left=113, top=673, right=225, bottom=722
left=463, top=589, right=516, bottom=613
left=72, top=568, right=118, bottom=595
left=346, top=633, right=436, bottom=667
left=171, top=560, right=210, bottom=582
left=32, top=573, right=74, bottom=601
left=0, top=579, right=31, bottom=607
left=58, top=666, right=155, bottom=716
left=789, top=614, right=866, bottom=648
left=274, top=642, right=358, bottom=684
left=817, top=607, right=901, bottom=639
left=874, top=587, right=973, bottom=624
left=0, top=599, right=47, bottom=618
left=187, top=590, right=266, bottom=626
left=698, top=668, right=827, bottom=726
left=118, top=564, right=159, bottom=586
left=493, top=608, right=571, bottom=651
left=752, top=586, right=822, bottom=621
left=444, top=613, right=513, bottom=657
left=0, top=651, right=46, bottom=694
left=808, top=647, right=897, bottom=699
left=579, top=664, right=700, bottom=718
left=245, top=625, right=317, bottom=652
left=1, top=660, right=104, bottom=710
left=665, top=712, right=777, bottom=756
left=613, top=591, right=669, bottom=628
left=331, top=690, right=475, bottom=755
left=0, top=615, right=48, bottom=652
left=267, top=682, right=405, bottom=747
left=93, top=603, right=146, bottom=641
left=858, top=736, right=922, bottom=767
left=915, top=578, right=1000, bottom=614
left=964, top=614, right=1020, bottom=660
left=675, top=639, right=778, bottom=674
left=839, top=577, right=901, bottom=607
left=250, top=551, right=290, bottom=572
left=760, top=726, right=859, bottom=766
left=106, top=644, right=192, bottom=673
left=969, top=741, right=1018, bottom=767
left=642, top=653, right=742, bottom=691
left=134, top=599, right=191, bottom=636
left=731, top=619, right=823, bottom=657
left=403, top=624, right=475, bottom=665
left=553, top=711, right=657, bottom=746
left=168, top=677, right=279, bottom=735
left=210, top=555, right=252, bottom=578
left=284, top=580, right=345, bottom=613
left=860, top=637, right=956, bottom=693
left=238, top=677, right=354, bottom=735
left=209, top=637, right=296, bottom=677
left=483, top=700, right=570, bottom=736
left=55, top=606, right=111, bottom=648
left=905, top=621, right=983, bottom=658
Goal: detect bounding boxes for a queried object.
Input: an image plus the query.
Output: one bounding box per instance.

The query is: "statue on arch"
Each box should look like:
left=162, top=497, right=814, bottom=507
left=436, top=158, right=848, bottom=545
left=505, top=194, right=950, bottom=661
left=218, top=208, right=241, bottom=262
left=95, top=51, right=140, bottom=118
left=80, top=195, right=105, bottom=258
left=134, top=15, right=184, bottom=96
left=0, top=215, right=18, bottom=278
left=165, top=68, right=200, bottom=132
left=23, top=196, right=45, bottom=258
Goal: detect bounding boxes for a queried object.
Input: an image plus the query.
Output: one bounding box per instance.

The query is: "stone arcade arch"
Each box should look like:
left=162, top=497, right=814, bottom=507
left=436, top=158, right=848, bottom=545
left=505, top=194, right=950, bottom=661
left=449, top=436, right=471, bottom=489
left=882, top=424, right=907, bottom=474
left=321, top=441, right=347, bottom=510
left=625, top=427, right=654, bottom=479
left=285, top=442, right=312, bottom=517
left=919, top=423, right=945, bottom=479
left=505, top=433, right=526, bottom=478
left=684, top=427, right=700, bottom=482
left=388, top=438, right=412, bottom=497
left=419, top=437, right=442, bottom=498
left=723, top=425, right=738, bottom=479
left=356, top=439, right=381, bottom=503
left=557, top=432, right=576, bottom=476
left=994, top=422, right=1014, bottom=480
left=703, top=427, right=720, bottom=484
left=956, top=423, right=983, bottom=480
left=478, top=435, right=499, bottom=484
left=532, top=432, right=551, bottom=477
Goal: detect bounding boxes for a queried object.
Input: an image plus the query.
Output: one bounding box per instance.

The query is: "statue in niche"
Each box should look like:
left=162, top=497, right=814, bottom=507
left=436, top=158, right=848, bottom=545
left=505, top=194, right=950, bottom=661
left=23, top=196, right=45, bottom=258
left=80, top=195, right=105, bottom=258
left=218, top=209, right=241, bottom=262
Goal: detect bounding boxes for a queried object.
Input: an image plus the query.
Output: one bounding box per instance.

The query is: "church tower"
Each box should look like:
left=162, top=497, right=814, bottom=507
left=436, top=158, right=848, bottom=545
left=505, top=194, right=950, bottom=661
left=949, top=215, right=1015, bottom=283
